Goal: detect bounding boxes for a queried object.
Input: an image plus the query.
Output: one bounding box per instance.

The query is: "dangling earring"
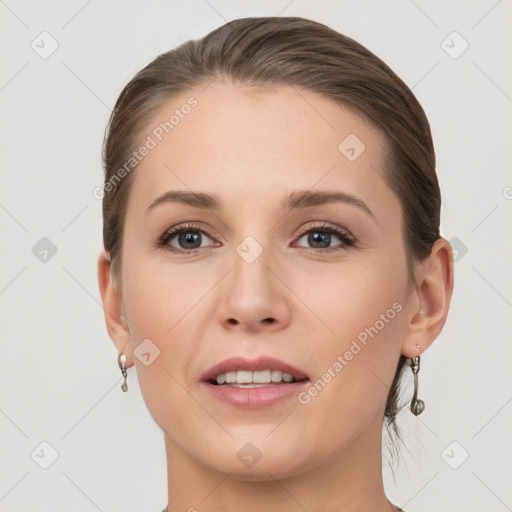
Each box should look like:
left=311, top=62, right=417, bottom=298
left=410, top=344, right=425, bottom=415
left=118, top=353, right=128, bottom=392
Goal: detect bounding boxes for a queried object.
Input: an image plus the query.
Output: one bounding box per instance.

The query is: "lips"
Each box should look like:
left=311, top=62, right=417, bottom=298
left=200, top=355, right=309, bottom=383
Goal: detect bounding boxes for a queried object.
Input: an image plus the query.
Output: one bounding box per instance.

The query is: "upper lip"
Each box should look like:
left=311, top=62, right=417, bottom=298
left=200, top=355, right=309, bottom=382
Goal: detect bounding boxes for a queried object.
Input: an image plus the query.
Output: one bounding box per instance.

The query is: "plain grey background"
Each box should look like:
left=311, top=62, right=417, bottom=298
left=1, top=1, right=511, bottom=511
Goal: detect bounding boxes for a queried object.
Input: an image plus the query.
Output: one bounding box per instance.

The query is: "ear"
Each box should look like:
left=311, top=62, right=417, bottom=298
left=402, top=237, right=454, bottom=358
left=97, top=251, right=134, bottom=368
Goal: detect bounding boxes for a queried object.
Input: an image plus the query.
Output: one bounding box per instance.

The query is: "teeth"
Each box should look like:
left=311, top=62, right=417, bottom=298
left=215, top=369, right=297, bottom=385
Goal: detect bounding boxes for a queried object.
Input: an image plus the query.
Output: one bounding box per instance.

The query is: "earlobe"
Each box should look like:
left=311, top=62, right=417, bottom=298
left=97, top=251, right=134, bottom=367
left=402, top=237, right=454, bottom=358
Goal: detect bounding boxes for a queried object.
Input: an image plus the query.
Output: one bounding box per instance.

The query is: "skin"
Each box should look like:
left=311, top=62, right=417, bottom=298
left=98, top=79, right=454, bottom=512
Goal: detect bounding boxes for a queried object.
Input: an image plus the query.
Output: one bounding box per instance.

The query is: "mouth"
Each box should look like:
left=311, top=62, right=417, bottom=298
left=206, top=369, right=308, bottom=387
left=199, top=355, right=310, bottom=408
left=200, top=354, right=309, bottom=385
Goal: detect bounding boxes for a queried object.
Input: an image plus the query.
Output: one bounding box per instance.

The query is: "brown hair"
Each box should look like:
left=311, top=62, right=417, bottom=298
left=101, top=16, right=441, bottom=458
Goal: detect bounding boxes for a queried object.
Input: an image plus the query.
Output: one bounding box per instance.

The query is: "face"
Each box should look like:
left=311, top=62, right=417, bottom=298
left=116, top=80, right=414, bottom=478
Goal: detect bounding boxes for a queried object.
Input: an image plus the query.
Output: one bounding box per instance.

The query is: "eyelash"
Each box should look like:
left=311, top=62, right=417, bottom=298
left=154, top=222, right=356, bottom=254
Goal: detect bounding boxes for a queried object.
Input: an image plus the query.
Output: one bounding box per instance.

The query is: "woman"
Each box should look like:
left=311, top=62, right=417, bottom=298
left=97, top=16, right=454, bottom=512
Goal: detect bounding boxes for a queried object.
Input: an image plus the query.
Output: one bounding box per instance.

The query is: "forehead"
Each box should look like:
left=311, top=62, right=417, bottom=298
left=128, top=79, right=398, bottom=217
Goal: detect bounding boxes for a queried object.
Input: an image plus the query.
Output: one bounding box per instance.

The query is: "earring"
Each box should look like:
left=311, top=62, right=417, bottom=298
left=410, top=344, right=425, bottom=415
left=118, top=353, right=128, bottom=392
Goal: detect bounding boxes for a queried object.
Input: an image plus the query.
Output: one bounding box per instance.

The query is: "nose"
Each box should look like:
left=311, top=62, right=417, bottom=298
left=217, top=242, right=292, bottom=334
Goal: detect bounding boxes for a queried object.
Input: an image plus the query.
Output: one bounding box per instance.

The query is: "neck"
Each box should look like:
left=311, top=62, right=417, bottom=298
left=163, top=416, right=396, bottom=512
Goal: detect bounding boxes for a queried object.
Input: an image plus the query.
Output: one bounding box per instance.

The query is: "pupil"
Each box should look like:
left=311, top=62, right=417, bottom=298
left=309, top=231, right=330, bottom=248
left=179, top=231, right=201, bottom=249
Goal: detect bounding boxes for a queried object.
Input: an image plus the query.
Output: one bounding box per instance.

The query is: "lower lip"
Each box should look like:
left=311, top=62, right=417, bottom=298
left=201, top=380, right=310, bottom=409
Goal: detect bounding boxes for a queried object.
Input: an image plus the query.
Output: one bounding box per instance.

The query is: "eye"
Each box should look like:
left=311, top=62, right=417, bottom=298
left=155, top=221, right=355, bottom=254
left=294, top=223, right=355, bottom=251
left=156, top=223, right=217, bottom=252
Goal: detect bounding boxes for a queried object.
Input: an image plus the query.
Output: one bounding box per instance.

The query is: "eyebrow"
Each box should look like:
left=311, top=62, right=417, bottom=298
left=283, top=190, right=374, bottom=218
left=145, top=189, right=374, bottom=218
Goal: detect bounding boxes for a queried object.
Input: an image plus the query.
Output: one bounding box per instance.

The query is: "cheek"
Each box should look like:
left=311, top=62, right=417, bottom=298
left=296, top=248, right=406, bottom=342
left=120, top=250, right=217, bottom=417
left=295, top=253, right=407, bottom=420
left=121, top=246, right=202, bottom=339
left=120, top=264, right=197, bottom=434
